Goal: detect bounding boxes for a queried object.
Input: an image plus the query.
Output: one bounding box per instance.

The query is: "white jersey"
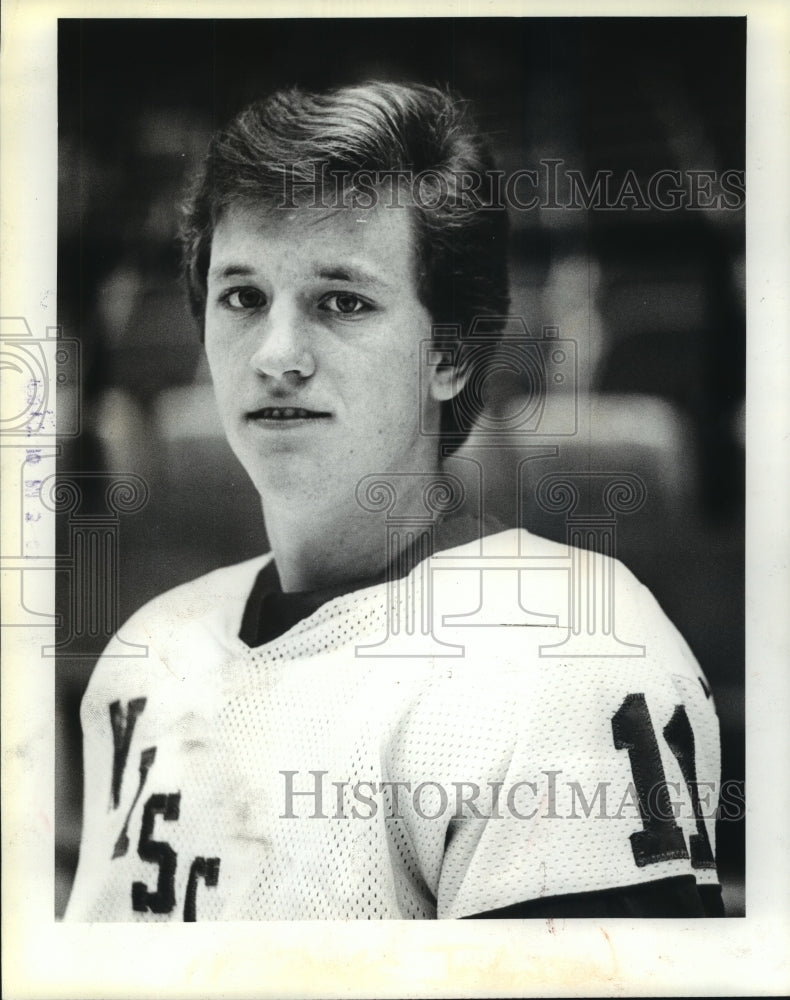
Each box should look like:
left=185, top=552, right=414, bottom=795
left=65, top=528, right=722, bottom=921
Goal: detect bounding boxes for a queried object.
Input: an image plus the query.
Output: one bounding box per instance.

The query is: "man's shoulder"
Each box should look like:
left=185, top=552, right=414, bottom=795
left=430, top=525, right=702, bottom=686
left=125, top=553, right=271, bottom=632
left=435, top=524, right=637, bottom=566
left=91, top=553, right=271, bottom=684
left=432, top=525, right=644, bottom=601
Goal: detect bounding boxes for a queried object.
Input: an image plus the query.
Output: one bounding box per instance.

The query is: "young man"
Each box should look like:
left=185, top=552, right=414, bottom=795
left=66, top=82, right=724, bottom=921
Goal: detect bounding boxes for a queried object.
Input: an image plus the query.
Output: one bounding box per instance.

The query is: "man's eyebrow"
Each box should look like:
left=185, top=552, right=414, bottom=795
left=208, top=264, right=257, bottom=281
left=208, top=264, right=391, bottom=286
left=315, top=266, right=389, bottom=287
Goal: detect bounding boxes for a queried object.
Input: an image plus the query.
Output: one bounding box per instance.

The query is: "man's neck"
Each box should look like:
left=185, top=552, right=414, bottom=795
left=262, top=507, right=387, bottom=592
left=261, top=470, right=444, bottom=593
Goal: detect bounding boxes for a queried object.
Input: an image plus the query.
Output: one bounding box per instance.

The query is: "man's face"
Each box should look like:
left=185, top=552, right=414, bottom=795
left=205, top=199, right=452, bottom=517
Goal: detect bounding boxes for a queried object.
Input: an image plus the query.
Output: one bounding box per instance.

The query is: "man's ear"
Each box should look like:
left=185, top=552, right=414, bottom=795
left=429, top=350, right=468, bottom=402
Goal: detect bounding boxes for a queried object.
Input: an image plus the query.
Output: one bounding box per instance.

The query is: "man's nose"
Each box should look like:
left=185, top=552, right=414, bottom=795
left=249, top=304, right=315, bottom=381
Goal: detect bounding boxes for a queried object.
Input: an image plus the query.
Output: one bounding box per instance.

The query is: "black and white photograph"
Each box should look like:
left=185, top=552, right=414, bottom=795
left=1, top=1, right=788, bottom=997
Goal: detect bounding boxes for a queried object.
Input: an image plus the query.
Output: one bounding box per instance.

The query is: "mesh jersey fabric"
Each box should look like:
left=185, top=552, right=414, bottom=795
left=65, top=528, right=723, bottom=921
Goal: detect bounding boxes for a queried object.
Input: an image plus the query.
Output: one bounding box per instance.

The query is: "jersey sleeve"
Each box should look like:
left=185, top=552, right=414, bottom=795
left=466, top=875, right=725, bottom=918
left=386, top=559, right=724, bottom=920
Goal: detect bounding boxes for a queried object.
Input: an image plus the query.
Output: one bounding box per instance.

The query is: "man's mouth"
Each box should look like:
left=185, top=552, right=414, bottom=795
left=248, top=407, right=332, bottom=421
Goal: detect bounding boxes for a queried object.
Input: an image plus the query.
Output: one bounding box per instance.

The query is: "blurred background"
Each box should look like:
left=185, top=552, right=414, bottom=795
left=56, top=17, right=745, bottom=916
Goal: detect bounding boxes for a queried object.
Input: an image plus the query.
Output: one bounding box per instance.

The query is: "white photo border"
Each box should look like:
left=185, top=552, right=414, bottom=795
left=1, top=0, right=788, bottom=997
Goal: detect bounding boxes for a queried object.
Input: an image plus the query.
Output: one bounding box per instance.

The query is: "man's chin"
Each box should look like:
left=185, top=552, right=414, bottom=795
left=250, top=460, right=330, bottom=502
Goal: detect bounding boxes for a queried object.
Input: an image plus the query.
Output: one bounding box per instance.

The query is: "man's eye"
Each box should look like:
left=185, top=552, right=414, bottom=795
left=321, top=292, right=370, bottom=316
left=220, top=287, right=266, bottom=310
